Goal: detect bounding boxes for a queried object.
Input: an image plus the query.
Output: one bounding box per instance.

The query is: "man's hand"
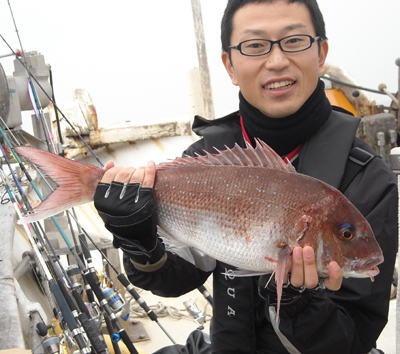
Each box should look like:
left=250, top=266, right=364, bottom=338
left=101, top=161, right=156, bottom=187
left=94, top=160, right=163, bottom=264
left=289, top=246, right=343, bottom=291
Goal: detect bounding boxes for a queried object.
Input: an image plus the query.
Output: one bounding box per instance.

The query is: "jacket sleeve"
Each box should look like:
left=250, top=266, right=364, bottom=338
left=275, top=155, right=398, bottom=354
left=123, top=250, right=213, bottom=297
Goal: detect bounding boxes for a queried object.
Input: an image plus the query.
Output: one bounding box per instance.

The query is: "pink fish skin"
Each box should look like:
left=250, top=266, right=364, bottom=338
left=14, top=141, right=384, bottom=316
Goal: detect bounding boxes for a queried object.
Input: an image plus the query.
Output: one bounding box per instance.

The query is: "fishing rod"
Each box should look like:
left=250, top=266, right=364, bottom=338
left=49, top=68, right=64, bottom=148
left=0, top=145, right=126, bottom=354
left=7, top=0, right=57, bottom=155
left=33, top=220, right=111, bottom=354
left=3, top=6, right=175, bottom=348
left=0, top=127, right=139, bottom=354
left=27, top=77, right=57, bottom=154
left=0, top=161, right=92, bottom=354
left=0, top=34, right=104, bottom=167
left=0, top=146, right=111, bottom=354
left=67, top=210, right=177, bottom=344
left=0, top=121, right=80, bottom=253
left=14, top=142, right=176, bottom=345
left=33, top=232, right=106, bottom=354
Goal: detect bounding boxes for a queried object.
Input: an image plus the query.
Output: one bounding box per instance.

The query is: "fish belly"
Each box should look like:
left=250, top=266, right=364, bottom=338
left=154, top=165, right=313, bottom=272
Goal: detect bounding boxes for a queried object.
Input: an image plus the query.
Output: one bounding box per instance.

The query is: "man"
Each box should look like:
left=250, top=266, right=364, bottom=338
left=94, top=1, right=398, bottom=353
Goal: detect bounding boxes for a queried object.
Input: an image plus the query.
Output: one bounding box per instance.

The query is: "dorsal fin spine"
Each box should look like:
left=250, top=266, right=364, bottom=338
left=225, top=145, right=246, bottom=166
left=214, top=147, right=236, bottom=166
left=157, top=139, right=296, bottom=173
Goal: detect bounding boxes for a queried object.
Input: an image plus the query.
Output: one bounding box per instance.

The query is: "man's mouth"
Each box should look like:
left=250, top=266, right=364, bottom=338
left=264, top=80, right=295, bottom=90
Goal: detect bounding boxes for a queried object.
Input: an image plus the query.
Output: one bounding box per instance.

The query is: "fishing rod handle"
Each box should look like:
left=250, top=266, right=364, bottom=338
left=85, top=282, right=96, bottom=303
left=117, top=273, right=157, bottom=321
left=55, top=274, right=79, bottom=316
left=73, top=290, right=111, bottom=354
left=84, top=271, right=139, bottom=354
left=78, top=312, right=110, bottom=354
left=49, top=280, right=90, bottom=354
left=84, top=271, right=109, bottom=310
left=104, top=315, right=122, bottom=354
left=62, top=283, right=109, bottom=354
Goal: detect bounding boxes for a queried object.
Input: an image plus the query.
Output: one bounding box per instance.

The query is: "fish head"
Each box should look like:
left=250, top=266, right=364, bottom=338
left=303, top=187, right=384, bottom=280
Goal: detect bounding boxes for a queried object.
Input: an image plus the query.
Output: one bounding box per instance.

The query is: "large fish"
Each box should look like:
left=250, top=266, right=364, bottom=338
left=14, top=141, right=383, bottom=315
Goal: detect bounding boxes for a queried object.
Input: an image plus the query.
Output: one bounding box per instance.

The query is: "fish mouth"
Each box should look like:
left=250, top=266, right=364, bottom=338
left=351, top=256, right=384, bottom=278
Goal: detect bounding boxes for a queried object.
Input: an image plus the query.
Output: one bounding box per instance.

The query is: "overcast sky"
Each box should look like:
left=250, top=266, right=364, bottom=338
left=0, top=0, right=399, bottom=128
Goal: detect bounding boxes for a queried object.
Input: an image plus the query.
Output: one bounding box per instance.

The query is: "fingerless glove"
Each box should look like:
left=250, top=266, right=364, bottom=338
left=94, top=181, right=165, bottom=265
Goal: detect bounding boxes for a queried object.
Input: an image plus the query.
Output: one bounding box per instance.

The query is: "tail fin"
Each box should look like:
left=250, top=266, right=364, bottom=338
left=14, top=146, right=105, bottom=223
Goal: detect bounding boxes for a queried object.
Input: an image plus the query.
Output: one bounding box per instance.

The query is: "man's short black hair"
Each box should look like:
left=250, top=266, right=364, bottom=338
left=221, top=0, right=327, bottom=53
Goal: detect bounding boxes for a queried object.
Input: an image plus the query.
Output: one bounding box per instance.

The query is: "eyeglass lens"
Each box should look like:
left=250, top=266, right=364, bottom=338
left=240, top=35, right=313, bottom=56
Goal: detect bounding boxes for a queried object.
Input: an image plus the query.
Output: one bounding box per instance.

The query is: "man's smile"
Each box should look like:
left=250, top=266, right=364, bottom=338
left=264, top=80, right=295, bottom=90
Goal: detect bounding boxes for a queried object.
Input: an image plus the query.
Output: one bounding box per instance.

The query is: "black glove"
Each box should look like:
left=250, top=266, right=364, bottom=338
left=94, top=181, right=164, bottom=265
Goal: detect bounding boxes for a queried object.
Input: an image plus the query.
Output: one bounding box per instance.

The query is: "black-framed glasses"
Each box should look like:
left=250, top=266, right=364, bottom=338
left=229, top=35, right=321, bottom=56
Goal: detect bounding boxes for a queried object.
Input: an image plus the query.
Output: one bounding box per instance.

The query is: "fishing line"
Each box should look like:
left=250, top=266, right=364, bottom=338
left=0, top=33, right=104, bottom=167
left=0, top=123, right=80, bottom=251
left=0, top=117, right=23, bottom=147
left=49, top=67, right=64, bottom=146
left=27, top=78, right=57, bottom=154
left=7, top=0, right=26, bottom=64
left=6, top=1, right=57, bottom=154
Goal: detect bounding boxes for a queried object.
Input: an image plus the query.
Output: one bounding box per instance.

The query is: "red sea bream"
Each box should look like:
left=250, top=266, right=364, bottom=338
left=14, top=141, right=384, bottom=311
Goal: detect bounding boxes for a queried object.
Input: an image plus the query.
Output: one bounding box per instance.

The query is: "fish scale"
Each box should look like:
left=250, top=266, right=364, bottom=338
left=153, top=164, right=339, bottom=272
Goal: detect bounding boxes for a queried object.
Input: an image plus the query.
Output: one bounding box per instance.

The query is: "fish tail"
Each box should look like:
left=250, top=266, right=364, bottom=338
left=14, top=146, right=106, bottom=223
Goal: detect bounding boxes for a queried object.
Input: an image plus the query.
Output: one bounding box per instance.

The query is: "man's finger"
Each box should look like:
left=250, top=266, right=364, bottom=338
left=324, top=261, right=343, bottom=291
left=142, top=161, right=156, bottom=188
left=114, top=167, right=136, bottom=183
left=302, top=246, right=319, bottom=289
left=130, top=166, right=146, bottom=184
left=289, top=247, right=304, bottom=287
left=103, top=160, right=114, bottom=171
left=101, top=166, right=124, bottom=183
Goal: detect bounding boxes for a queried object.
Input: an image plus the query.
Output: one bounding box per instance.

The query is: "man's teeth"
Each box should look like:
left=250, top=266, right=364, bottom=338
left=266, top=80, right=294, bottom=90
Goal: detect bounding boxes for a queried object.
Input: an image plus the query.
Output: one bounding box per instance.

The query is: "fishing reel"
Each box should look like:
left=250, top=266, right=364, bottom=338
left=103, top=287, right=126, bottom=313
left=66, top=264, right=84, bottom=294
left=85, top=301, right=102, bottom=326
left=36, top=321, right=70, bottom=354
left=183, top=298, right=208, bottom=329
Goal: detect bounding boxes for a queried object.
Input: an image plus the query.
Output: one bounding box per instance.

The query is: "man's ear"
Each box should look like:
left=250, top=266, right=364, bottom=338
left=318, top=40, right=329, bottom=75
left=222, top=51, right=239, bottom=86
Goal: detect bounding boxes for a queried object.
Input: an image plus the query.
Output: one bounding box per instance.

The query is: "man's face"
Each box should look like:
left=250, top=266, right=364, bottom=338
left=222, top=1, right=329, bottom=118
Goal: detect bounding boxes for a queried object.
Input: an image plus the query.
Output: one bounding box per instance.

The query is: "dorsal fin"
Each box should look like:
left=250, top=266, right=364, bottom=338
left=157, top=139, right=296, bottom=173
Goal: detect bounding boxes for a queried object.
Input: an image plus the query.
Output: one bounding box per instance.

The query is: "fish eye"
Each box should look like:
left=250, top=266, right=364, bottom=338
left=339, top=223, right=355, bottom=241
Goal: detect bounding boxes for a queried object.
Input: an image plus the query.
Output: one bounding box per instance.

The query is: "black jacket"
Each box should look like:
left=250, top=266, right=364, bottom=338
left=124, top=110, right=398, bottom=354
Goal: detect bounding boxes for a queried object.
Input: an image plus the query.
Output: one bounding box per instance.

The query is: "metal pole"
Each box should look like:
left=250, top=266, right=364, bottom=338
left=191, top=0, right=215, bottom=119
left=388, top=147, right=400, bottom=354
left=396, top=58, right=400, bottom=123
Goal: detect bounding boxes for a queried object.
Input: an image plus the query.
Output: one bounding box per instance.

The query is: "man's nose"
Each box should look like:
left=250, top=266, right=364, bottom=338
left=264, top=44, right=290, bottom=71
